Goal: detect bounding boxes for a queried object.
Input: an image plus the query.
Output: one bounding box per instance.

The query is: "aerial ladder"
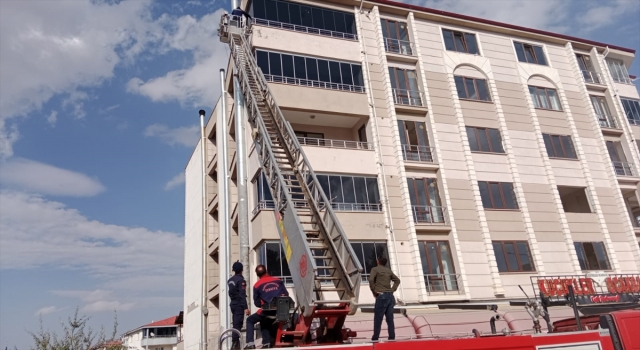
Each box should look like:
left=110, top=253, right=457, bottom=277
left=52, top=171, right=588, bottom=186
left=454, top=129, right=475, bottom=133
left=218, top=14, right=363, bottom=347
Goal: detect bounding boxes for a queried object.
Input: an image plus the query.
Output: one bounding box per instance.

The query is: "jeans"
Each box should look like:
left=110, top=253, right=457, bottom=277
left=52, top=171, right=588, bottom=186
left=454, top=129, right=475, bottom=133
left=246, top=311, right=275, bottom=345
left=372, top=292, right=395, bottom=341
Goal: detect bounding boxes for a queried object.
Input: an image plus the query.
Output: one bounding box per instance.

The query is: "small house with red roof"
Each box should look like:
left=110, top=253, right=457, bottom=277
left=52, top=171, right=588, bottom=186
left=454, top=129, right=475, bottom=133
left=121, top=313, right=183, bottom=350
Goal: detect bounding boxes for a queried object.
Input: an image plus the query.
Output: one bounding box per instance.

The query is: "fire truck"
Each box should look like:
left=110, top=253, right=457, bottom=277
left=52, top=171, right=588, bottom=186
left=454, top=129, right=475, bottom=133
left=217, top=13, right=640, bottom=350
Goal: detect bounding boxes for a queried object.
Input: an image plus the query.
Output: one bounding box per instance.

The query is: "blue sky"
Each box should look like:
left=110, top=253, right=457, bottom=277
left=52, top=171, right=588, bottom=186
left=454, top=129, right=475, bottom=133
left=0, top=0, right=638, bottom=348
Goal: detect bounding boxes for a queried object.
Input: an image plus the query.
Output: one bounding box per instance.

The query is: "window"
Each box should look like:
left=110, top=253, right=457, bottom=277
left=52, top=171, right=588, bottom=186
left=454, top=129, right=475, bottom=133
left=606, top=141, right=634, bottom=176
left=478, top=181, right=518, bottom=209
left=381, top=19, right=412, bottom=55
left=621, top=99, right=640, bottom=125
left=350, top=241, right=388, bottom=281
left=256, top=173, right=274, bottom=203
left=418, top=241, right=458, bottom=292
left=388, top=67, right=421, bottom=106
left=514, top=42, right=547, bottom=65
left=316, top=174, right=380, bottom=211
left=542, top=134, right=577, bottom=159
left=557, top=186, right=592, bottom=213
left=255, top=49, right=365, bottom=92
left=466, top=126, right=504, bottom=153
left=606, top=59, right=632, bottom=84
left=576, top=54, right=600, bottom=84
left=590, top=96, right=616, bottom=128
left=398, top=120, right=432, bottom=162
left=407, top=178, right=444, bottom=223
left=454, top=76, right=491, bottom=101
left=492, top=241, right=535, bottom=272
left=258, top=241, right=293, bottom=284
left=528, top=86, right=562, bottom=110
left=442, top=29, right=479, bottom=55
left=251, top=0, right=357, bottom=38
left=574, top=242, right=611, bottom=271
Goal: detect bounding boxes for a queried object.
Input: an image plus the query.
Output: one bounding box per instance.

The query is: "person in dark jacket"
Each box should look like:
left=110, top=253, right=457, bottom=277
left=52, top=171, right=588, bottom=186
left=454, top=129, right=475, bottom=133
left=228, top=261, right=249, bottom=350
left=369, top=256, right=401, bottom=341
left=231, top=6, right=252, bottom=26
left=244, top=265, right=288, bottom=349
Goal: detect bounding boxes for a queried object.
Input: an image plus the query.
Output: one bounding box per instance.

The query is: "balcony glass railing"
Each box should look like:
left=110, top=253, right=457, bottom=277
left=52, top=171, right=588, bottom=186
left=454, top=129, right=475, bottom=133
left=297, top=137, right=373, bottom=150
left=613, top=161, right=636, bottom=177
left=383, top=37, right=414, bottom=56
left=392, top=88, right=423, bottom=107
left=264, top=74, right=365, bottom=93
left=253, top=18, right=358, bottom=40
left=253, top=200, right=382, bottom=215
left=581, top=70, right=604, bottom=85
left=597, top=114, right=618, bottom=129
left=423, top=273, right=462, bottom=295
left=401, top=144, right=435, bottom=163
left=412, top=205, right=446, bottom=224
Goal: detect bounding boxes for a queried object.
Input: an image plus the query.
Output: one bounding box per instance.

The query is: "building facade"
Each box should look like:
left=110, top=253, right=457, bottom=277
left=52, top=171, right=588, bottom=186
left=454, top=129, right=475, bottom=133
left=183, top=0, right=640, bottom=347
left=121, top=316, right=183, bottom=350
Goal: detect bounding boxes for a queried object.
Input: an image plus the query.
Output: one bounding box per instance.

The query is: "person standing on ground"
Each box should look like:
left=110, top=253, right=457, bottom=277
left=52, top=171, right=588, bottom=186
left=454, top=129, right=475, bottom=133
left=228, top=261, right=250, bottom=350
left=244, top=265, right=289, bottom=349
left=369, top=256, right=401, bottom=342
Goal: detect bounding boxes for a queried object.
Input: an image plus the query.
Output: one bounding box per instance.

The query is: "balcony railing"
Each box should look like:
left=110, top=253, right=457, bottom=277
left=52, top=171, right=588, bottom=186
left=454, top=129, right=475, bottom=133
left=581, top=70, right=604, bottom=85
left=423, top=274, right=462, bottom=295
left=253, top=200, right=382, bottom=215
left=628, top=117, right=640, bottom=126
left=596, top=114, right=619, bottom=129
left=392, top=88, right=423, bottom=107
left=264, top=74, right=365, bottom=93
left=253, top=18, right=358, bottom=40
left=401, top=144, right=435, bottom=163
left=383, top=37, right=414, bottom=56
left=613, top=161, right=636, bottom=177
left=412, top=205, right=447, bottom=224
left=297, top=137, right=373, bottom=150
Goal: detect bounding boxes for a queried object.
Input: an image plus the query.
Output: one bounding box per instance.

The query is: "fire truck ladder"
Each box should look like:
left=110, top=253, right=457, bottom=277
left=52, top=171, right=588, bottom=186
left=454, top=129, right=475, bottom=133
left=219, top=15, right=362, bottom=345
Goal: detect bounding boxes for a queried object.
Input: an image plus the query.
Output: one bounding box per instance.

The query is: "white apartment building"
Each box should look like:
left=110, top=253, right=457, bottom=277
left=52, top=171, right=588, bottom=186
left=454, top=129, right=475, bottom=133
left=121, top=315, right=182, bottom=350
left=183, top=0, right=640, bottom=348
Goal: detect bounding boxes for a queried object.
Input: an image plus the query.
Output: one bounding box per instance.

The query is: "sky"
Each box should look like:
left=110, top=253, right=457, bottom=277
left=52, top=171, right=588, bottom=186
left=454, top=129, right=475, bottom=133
left=0, top=0, right=639, bottom=348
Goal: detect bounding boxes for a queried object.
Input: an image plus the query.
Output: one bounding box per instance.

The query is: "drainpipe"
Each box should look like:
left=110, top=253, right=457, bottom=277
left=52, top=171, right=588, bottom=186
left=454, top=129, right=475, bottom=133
left=234, top=74, right=250, bottom=284
left=199, top=109, right=209, bottom=350
left=219, top=69, right=231, bottom=343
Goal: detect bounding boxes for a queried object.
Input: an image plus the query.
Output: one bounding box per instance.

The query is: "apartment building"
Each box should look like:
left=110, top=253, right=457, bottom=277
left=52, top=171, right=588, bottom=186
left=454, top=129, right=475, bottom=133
left=183, top=0, right=640, bottom=347
left=121, top=315, right=183, bottom=350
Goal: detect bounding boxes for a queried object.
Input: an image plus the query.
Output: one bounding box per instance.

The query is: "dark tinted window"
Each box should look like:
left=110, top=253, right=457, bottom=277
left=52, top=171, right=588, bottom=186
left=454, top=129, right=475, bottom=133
left=466, top=126, right=504, bottom=153
left=493, top=241, right=535, bottom=272
left=351, top=241, right=388, bottom=281
left=574, top=242, right=611, bottom=270
left=306, top=58, right=318, bottom=80
left=288, top=3, right=301, bottom=25
left=478, top=181, right=518, bottom=209
left=514, top=41, right=547, bottom=65
left=340, top=63, right=353, bottom=85
left=253, top=0, right=266, bottom=19
left=543, top=134, right=577, bottom=159
left=281, top=54, right=294, bottom=78
left=329, top=61, right=341, bottom=83
left=257, top=51, right=270, bottom=74
left=268, top=52, right=281, bottom=76
left=442, top=29, right=479, bottom=54
left=265, top=0, right=278, bottom=21
left=317, top=59, right=330, bottom=82
left=454, top=76, right=491, bottom=101
left=294, top=56, right=306, bottom=79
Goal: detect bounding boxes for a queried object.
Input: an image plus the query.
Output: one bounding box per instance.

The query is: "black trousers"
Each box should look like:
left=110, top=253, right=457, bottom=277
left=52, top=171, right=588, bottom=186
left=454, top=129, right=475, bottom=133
left=372, top=292, right=396, bottom=341
left=231, top=305, right=245, bottom=343
left=246, top=311, right=275, bottom=345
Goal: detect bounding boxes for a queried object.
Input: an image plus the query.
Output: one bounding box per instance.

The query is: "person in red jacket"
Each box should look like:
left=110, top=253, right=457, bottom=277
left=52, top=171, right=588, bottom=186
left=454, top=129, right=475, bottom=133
left=244, top=265, right=289, bottom=349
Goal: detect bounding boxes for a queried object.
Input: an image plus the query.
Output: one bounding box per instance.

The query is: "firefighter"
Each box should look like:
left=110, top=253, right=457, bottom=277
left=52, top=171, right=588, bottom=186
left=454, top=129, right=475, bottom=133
left=228, top=261, right=249, bottom=350
left=231, top=6, right=252, bottom=27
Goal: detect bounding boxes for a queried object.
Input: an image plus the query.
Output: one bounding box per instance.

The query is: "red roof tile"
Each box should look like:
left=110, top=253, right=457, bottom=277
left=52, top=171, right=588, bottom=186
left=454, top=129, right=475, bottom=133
left=145, top=316, right=178, bottom=327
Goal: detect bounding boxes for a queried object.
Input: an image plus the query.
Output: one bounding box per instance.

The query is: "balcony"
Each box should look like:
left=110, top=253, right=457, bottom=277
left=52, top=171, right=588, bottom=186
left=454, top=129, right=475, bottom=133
left=613, top=161, right=637, bottom=177
left=264, top=74, right=365, bottom=93
left=628, top=117, right=640, bottom=126
left=392, top=88, right=424, bottom=107
left=383, top=37, right=414, bottom=56
left=597, top=113, right=619, bottom=129
left=253, top=200, right=382, bottom=215
left=581, top=70, right=604, bottom=85
left=412, top=205, right=447, bottom=224
left=423, top=274, right=462, bottom=295
left=401, top=145, right=435, bottom=163
left=141, top=336, right=178, bottom=347
left=297, top=137, right=373, bottom=150
left=253, top=18, right=358, bottom=41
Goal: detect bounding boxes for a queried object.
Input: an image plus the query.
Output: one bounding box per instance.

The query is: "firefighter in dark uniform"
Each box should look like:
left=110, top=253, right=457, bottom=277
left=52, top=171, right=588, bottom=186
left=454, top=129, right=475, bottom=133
left=228, top=261, right=249, bottom=350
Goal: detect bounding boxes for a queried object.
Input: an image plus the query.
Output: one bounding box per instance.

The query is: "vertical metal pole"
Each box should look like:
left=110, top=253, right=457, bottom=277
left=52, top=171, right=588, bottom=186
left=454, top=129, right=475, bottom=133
left=567, top=285, right=582, bottom=331
left=234, top=75, right=250, bottom=279
left=231, top=0, right=238, bottom=10
left=219, top=69, right=231, bottom=343
left=199, top=109, right=209, bottom=350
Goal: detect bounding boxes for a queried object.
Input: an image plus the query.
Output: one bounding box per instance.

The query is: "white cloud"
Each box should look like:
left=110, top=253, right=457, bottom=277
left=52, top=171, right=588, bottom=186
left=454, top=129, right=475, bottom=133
left=82, top=300, right=136, bottom=313
left=143, top=124, right=199, bottom=147
left=51, top=290, right=136, bottom=313
left=47, top=111, right=58, bottom=126
left=126, top=10, right=229, bottom=107
left=0, top=191, right=183, bottom=288
left=0, top=158, right=105, bottom=197
left=164, top=172, right=186, bottom=190
left=0, top=0, right=162, bottom=158
left=62, top=91, right=89, bottom=119
left=35, top=306, right=64, bottom=316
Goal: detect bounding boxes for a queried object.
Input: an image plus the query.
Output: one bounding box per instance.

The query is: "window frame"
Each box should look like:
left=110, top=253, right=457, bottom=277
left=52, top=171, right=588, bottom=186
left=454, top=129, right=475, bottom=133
left=514, top=41, right=548, bottom=65
left=418, top=241, right=459, bottom=292
left=492, top=241, right=536, bottom=273
left=478, top=181, right=519, bottom=210
left=573, top=242, right=612, bottom=271
left=257, top=241, right=293, bottom=284
left=465, top=126, right=504, bottom=153
left=606, top=59, right=632, bottom=84
left=542, top=133, right=577, bottom=159
left=528, top=85, right=562, bottom=111
left=621, top=98, right=640, bottom=125
left=350, top=241, right=389, bottom=281
left=454, top=76, right=491, bottom=102
left=442, top=28, right=480, bottom=55
left=316, top=174, right=381, bottom=211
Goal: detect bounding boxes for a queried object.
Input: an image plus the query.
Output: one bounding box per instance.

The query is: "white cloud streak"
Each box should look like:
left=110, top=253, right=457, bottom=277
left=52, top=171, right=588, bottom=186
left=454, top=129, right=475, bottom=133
left=143, top=124, right=199, bottom=147
left=35, top=306, right=65, bottom=316
left=47, top=111, right=58, bottom=126
left=164, top=172, right=186, bottom=190
left=0, top=158, right=106, bottom=197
